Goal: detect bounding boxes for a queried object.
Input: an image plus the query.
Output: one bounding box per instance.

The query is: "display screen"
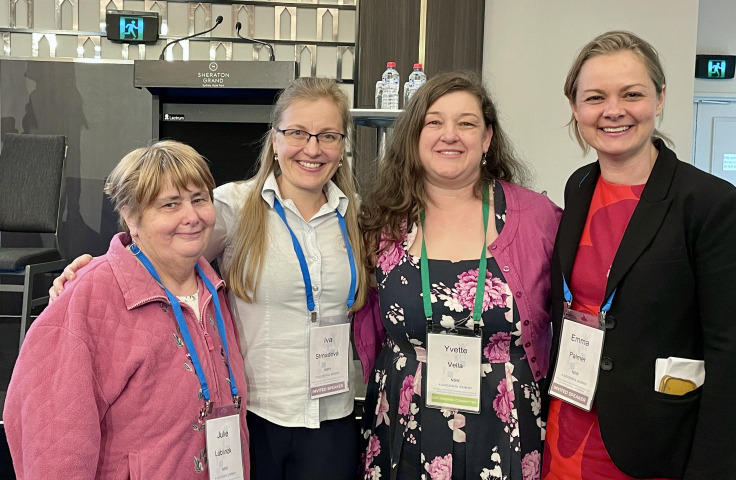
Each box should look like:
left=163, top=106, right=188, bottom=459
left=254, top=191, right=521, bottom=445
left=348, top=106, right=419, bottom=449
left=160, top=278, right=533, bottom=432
left=695, top=55, right=736, bottom=79
left=106, top=10, right=159, bottom=44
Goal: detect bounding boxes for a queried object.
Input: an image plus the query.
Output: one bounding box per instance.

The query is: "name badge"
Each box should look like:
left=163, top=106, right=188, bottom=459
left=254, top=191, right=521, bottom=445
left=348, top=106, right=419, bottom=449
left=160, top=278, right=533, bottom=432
left=308, top=315, right=350, bottom=399
left=548, top=308, right=605, bottom=411
left=205, top=404, right=244, bottom=480
left=425, top=328, right=482, bottom=413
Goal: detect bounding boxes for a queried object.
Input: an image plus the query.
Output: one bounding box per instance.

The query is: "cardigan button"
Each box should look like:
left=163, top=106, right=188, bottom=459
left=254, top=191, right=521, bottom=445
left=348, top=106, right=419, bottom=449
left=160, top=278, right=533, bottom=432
left=515, top=291, right=522, bottom=298
left=605, top=315, right=616, bottom=329
left=531, top=357, right=537, bottom=363
left=535, top=371, right=541, bottom=377
left=502, top=266, right=510, bottom=273
left=523, top=320, right=529, bottom=326
left=601, top=357, right=613, bottom=371
left=490, top=244, right=497, bottom=250
left=525, top=342, right=531, bottom=347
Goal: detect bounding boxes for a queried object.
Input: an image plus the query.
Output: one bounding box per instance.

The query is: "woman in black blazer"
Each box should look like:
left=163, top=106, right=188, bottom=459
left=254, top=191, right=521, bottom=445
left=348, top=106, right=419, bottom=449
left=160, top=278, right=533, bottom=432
left=542, top=31, right=736, bottom=480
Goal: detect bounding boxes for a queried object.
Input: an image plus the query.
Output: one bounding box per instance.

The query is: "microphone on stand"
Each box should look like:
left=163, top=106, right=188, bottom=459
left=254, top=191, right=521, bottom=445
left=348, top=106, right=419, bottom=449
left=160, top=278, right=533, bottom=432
left=159, top=15, right=224, bottom=60
left=236, top=22, right=275, bottom=61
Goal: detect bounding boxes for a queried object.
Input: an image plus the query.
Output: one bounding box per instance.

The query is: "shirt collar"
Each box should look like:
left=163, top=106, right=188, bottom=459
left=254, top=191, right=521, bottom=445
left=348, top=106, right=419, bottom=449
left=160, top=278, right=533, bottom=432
left=261, top=171, right=349, bottom=216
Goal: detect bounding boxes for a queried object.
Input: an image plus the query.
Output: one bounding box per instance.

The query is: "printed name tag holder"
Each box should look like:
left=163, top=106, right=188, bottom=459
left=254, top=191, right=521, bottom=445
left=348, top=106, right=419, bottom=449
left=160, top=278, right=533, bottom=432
left=548, top=277, right=615, bottom=411
left=131, top=244, right=244, bottom=480
left=273, top=198, right=357, bottom=400
left=422, top=184, right=490, bottom=414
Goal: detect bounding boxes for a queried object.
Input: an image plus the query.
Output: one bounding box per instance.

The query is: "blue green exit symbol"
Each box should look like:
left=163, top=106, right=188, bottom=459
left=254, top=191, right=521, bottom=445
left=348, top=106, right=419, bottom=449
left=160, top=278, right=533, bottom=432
left=708, top=59, right=727, bottom=78
left=120, top=17, right=144, bottom=41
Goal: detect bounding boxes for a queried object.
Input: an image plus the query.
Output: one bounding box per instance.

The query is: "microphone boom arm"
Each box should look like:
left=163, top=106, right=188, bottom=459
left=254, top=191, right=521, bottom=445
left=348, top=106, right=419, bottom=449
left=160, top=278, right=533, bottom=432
left=159, top=15, right=224, bottom=61
left=235, top=22, right=275, bottom=61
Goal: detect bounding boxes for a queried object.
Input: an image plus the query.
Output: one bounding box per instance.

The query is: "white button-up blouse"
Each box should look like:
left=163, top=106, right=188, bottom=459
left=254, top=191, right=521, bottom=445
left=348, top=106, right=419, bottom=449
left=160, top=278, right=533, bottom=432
left=205, top=173, right=355, bottom=428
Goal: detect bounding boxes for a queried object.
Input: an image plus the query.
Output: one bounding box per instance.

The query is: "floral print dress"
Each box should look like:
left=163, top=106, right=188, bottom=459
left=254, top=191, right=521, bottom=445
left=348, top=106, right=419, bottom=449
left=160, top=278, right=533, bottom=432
left=362, top=184, right=543, bottom=480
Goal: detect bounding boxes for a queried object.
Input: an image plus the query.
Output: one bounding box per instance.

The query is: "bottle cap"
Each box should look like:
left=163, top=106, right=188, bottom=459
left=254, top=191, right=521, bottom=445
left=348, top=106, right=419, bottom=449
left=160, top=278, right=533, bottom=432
left=387, top=62, right=396, bottom=68
left=414, top=63, right=422, bottom=69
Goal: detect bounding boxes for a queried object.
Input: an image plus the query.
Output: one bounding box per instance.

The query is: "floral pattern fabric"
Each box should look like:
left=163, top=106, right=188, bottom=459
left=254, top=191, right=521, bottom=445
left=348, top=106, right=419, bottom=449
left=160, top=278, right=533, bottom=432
left=362, top=184, right=543, bottom=480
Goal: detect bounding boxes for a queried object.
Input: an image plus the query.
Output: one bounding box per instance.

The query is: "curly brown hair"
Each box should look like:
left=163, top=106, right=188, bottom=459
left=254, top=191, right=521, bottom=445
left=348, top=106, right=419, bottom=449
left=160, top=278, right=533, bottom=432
left=360, top=71, right=531, bottom=270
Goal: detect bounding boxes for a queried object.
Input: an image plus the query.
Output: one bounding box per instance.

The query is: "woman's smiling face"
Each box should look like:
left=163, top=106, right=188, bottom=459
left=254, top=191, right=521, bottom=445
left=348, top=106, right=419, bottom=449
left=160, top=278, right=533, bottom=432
left=571, top=50, right=665, bottom=166
left=272, top=97, right=345, bottom=198
left=418, top=91, right=493, bottom=189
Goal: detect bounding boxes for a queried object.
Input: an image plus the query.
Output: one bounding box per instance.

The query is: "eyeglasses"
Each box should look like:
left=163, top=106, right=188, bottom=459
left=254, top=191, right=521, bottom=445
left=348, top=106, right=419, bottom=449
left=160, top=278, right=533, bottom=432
left=275, top=128, right=346, bottom=147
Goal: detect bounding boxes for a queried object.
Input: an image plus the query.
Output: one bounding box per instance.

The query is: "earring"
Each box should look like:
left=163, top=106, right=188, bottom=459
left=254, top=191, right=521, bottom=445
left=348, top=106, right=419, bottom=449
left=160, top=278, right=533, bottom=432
left=274, top=153, right=279, bottom=162
left=481, top=153, right=487, bottom=166
left=338, top=161, right=343, bottom=168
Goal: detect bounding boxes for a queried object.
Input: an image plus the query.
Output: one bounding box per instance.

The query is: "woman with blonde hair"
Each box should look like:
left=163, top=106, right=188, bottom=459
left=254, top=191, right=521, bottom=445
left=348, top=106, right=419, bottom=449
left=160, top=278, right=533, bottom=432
left=6, top=141, right=249, bottom=479
left=544, top=31, right=736, bottom=479
left=50, top=77, right=368, bottom=480
left=359, top=71, right=561, bottom=480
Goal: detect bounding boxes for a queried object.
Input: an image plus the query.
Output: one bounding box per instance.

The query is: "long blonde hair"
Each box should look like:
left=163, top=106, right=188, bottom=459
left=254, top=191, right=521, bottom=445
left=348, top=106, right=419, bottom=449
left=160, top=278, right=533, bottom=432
left=228, top=77, right=368, bottom=311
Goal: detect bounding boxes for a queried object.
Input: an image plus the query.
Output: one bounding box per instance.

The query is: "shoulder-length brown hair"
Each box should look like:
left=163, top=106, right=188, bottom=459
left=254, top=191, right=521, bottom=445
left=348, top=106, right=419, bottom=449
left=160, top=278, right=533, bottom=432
left=360, top=71, right=530, bottom=270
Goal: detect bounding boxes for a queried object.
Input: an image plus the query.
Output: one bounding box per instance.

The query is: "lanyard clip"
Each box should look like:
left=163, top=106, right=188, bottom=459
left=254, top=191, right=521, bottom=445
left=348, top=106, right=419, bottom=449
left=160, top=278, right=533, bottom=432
left=426, top=316, right=433, bottom=331
left=310, top=311, right=317, bottom=323
left=473, top=322, right=480, bottom=336
left=598, top=310, right=607, bottom=330
left=233, top=395, right=242, bottom=413
left=200, top=400, right=213, bottom=420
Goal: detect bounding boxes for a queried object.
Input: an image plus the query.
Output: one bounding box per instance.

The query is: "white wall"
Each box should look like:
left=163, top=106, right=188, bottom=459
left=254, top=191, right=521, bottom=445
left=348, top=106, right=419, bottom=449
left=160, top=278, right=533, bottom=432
left=695, top=0, right=736, bottom=97
left=483, top=0, right=699, bottom=206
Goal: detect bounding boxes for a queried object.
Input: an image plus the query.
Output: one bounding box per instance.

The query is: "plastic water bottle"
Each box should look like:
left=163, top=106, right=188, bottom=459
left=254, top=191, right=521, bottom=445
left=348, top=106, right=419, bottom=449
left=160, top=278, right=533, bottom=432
left=379, top=62, right=400, bottom=109
left=404, top=63, right=427, bottom=107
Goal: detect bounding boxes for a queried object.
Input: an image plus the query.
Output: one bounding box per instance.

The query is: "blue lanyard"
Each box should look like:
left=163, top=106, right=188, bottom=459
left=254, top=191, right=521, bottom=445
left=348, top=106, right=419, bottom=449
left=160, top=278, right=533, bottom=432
left=130, top=243, right=238, bottom=401
left=563, top=276, right=616, bottom=312
left=273, top=197, right=357, bottom=312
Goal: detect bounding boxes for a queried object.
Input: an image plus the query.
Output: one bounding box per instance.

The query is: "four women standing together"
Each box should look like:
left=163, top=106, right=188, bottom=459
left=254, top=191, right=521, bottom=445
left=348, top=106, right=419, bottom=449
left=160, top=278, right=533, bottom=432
left=7, top=30, right=735, bottom=480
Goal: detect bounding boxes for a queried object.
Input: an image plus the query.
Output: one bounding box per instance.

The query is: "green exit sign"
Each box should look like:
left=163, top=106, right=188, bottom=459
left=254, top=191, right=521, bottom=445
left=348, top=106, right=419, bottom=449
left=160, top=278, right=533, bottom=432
left=696, top=55, right=735, bottom=79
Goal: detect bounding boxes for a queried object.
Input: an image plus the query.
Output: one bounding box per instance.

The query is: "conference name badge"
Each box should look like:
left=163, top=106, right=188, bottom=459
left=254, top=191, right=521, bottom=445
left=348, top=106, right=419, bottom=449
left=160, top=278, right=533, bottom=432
left=425, top=328, right=482, bottom=413
left=308, top=315, right=350, bottom=399
left=548, top=308, right=605, bottom=411
left=205, top=404, right=245, bottom=480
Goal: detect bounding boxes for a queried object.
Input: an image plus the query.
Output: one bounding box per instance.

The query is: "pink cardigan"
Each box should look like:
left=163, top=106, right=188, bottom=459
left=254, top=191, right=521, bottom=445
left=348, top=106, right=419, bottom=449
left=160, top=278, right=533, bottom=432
left=4, top=233, right=250, bottom=479
left=354, top=181, right=562, bottom=381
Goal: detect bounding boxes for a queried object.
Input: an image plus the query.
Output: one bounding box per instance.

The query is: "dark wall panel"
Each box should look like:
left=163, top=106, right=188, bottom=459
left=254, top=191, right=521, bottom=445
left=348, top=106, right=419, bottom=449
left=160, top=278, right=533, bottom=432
left=0, top=59, right=153, bottom=260
left=425, top=0, right=485, bottom=75
left=356, top=0, right=422, bottom=108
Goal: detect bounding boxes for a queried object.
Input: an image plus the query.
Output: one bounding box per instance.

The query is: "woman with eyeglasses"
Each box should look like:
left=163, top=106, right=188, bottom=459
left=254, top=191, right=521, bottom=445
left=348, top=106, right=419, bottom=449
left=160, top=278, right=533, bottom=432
left=49, top=77, right=369, bottom=480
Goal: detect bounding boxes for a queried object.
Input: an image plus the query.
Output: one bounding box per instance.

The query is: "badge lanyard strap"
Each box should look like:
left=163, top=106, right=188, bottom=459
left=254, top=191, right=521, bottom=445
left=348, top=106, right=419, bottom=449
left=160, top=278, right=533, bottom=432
left=273, top=198, right=357, bottom=315
left=562, top=276, right=616, bottom=327
left=131, top=244, right=239, bottom=402
left=420, top=183, right=490, bottom=335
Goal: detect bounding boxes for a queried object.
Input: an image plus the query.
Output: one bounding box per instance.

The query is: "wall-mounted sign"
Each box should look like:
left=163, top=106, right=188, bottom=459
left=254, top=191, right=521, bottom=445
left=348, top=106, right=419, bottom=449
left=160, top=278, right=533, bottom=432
left=695, top=55, right=735, bottom=79
left=106, top=10, right=159, bottom=45
left=724, top=154, right=736, bottom=172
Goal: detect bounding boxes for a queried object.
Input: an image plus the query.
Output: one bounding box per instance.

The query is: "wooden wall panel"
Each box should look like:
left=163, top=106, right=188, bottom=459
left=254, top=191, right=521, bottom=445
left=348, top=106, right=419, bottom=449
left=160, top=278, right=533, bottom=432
left=355, top=0, right=421, bottom=108
left=425, top=0, right=485, bottom=75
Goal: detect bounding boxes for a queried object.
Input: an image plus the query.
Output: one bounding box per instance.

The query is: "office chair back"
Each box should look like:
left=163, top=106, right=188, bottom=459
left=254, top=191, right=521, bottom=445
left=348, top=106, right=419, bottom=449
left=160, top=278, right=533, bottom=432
left=0, top=133, right=66, bottom=234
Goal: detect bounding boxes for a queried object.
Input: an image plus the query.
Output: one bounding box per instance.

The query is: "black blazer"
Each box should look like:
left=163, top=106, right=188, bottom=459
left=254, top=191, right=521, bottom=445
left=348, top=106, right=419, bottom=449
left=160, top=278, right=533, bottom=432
left=548, top=141, right=736, bottom=479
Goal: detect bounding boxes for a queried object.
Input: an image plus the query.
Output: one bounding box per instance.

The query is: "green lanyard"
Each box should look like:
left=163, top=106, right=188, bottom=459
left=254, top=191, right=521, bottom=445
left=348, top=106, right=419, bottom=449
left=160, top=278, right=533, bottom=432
left=420, top=183, right=490, bottom=335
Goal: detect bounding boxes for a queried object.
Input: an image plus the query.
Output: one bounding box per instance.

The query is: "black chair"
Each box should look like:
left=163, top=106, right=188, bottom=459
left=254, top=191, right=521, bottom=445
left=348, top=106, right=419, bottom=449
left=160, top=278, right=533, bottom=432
left=0, top=134, right=67, bottom=350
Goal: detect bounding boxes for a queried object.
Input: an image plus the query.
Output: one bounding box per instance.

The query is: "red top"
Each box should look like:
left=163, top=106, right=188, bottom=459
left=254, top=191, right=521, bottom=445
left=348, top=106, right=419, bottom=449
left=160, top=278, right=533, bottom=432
left=387, top=61, right=396, bottom=67
left=543, top=177, right=675, bottom=480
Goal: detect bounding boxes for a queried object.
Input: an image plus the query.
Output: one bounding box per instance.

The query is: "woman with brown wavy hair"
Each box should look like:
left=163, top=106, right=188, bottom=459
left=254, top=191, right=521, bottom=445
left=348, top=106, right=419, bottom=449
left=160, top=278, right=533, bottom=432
left=359, top=71, right=561, bottom=480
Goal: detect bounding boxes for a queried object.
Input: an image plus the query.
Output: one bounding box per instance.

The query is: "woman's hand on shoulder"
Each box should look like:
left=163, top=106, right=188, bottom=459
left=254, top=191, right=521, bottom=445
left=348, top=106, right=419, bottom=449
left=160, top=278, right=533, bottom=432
left=48, top=254, right=94, bottom=303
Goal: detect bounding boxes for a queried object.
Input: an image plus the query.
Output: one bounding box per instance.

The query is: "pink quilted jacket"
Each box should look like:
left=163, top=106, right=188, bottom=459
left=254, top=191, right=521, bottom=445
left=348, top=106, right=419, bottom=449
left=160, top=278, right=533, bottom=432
left=4, top=233, right=250, bottom=479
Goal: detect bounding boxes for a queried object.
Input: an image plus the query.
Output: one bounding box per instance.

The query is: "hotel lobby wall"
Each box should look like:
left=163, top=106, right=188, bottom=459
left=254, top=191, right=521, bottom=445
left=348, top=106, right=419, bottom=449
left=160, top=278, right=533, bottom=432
left=0, top=59, right=153, bottom=260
